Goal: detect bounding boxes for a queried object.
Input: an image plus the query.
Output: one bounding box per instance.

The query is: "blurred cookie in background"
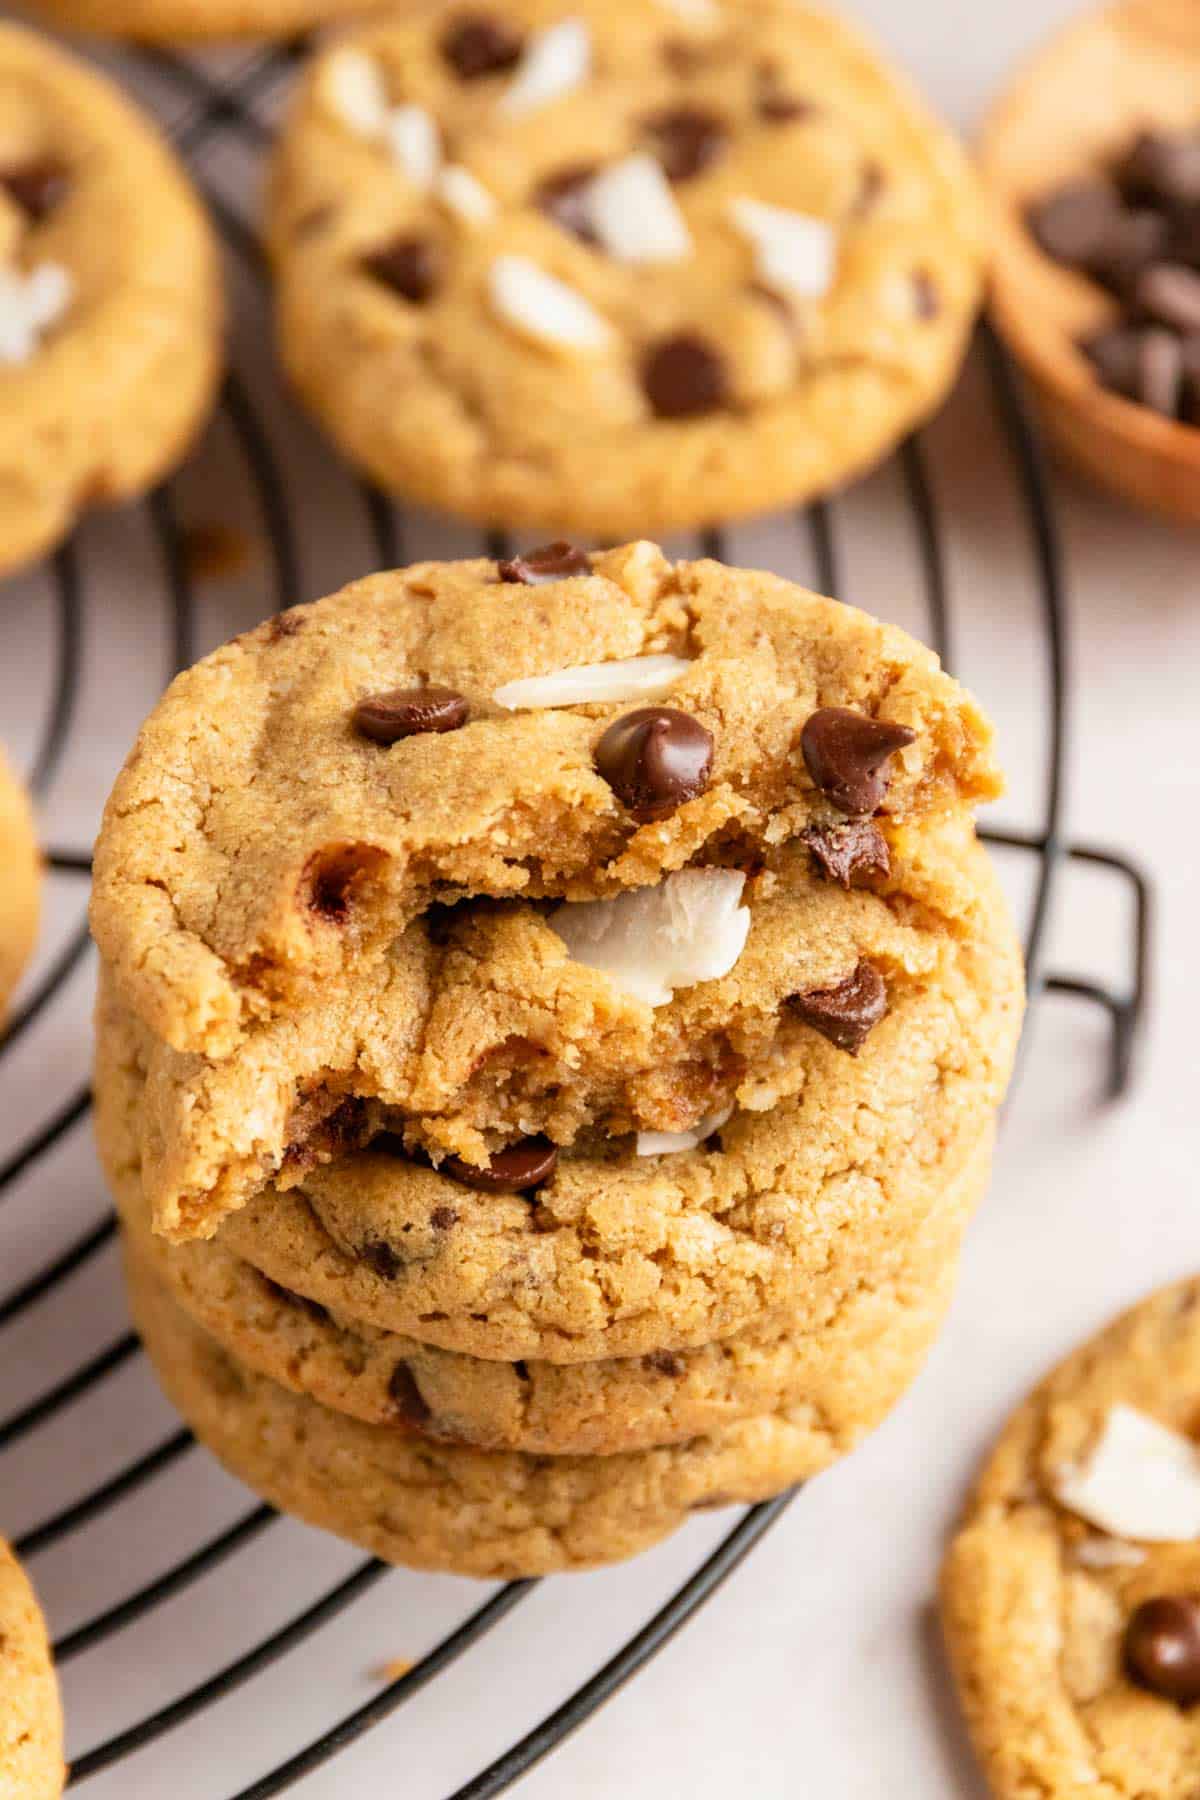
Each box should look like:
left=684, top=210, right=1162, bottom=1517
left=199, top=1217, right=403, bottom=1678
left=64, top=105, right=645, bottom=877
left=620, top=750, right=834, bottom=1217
left=0, top=743, right=39, bottom=1020
left=0, top=1535, right=64, bottom=1800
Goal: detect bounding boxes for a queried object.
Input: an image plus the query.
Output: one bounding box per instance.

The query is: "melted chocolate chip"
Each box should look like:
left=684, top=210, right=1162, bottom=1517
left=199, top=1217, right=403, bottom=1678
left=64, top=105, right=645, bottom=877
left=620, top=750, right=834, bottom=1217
left=642, top=332, right=729, bottom=418
left=512, top=1359, right=531, bottom=1381
left=389, top=1362, right=433, bottom=1428
left=800, top=707, right=916, bottom=817
left=594, top=706, right=713, bottom=822
left=535, top=163, right=600, bottom=242
left=363, top=236, right=443, bottom=304
left=644, top=107, right=726, bottom=182
left=430, top=1205, right=460, bottom=1231
left=790, top=960, right=887, bottom=1056
left=440, top=11, right=524, bottom=78
left=360, top=1238, right=402, bottom=1280
left=802, top=819, right=891, bottom=888
left=301, top=843, right=386, bottom=923
left=643, top=1350, right=685, bottom=1377
left=442, top=1138, right=558, bottom=1193
left=353, top=686, right=469, bottom=744
left=1124, top=1596, right=1200, bottom=1705
left=1, top=159, right=69, bottom=223
left=498, top=541, right=592, bottom=583
left=912, top=269, right=941, bottom=320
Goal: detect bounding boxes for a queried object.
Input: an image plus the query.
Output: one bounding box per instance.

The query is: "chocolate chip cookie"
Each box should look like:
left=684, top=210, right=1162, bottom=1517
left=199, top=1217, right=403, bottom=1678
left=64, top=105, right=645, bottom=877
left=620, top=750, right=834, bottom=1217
left=0, top=1536, right=63, bottom=1799
left=0, top=23, right=223, bottom=578
left=942, top=1277, right=1200, bottom=1800
left=0, top=743, right=39, bottom=1018
left=265, top=0, right=983, bottom=536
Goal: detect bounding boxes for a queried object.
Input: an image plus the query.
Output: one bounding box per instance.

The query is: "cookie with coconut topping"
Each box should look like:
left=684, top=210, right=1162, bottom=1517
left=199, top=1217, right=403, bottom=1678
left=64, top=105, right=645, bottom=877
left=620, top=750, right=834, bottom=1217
left=942, top=1276, right=1200, bottom=1800
left=265, top=0, right=983, bottom=536
left=0, top=23, right=222, bottom=578
left=0, top=1535, right=64, bottom=1799
left=90, top=542, right=1001, bottom=1065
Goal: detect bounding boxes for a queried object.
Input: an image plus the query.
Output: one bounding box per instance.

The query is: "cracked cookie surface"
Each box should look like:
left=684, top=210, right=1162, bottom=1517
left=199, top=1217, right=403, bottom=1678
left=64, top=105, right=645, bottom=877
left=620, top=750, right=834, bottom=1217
left=0, top=23, right=222, bottom=577
left=942, top=1277, right=1200, bottom=1800
left=0, top=743, right=38, bottom=1018
left=266, top=0, right=982, bottom=536
left=0, top=1537, right=63, bottom=1800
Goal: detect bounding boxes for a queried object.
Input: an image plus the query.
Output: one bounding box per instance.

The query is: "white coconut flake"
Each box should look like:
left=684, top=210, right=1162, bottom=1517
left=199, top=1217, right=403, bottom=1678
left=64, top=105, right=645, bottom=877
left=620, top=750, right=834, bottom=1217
left=730, top=197, right=836, bottom=299
left=438, top=164, right=497, bottom=226
left=493, top=653, right=690, bottom=710
left=582, top=154, right=692, bottom=265
left=383, top=104, right=441, bottom=189
left=488, top=254, right=612, bottom=354
left=500, top=18, right=591, bottom=118
left=1054, top=1404, right=1200, bottom=1542
left=1071, top=1536, right=1147, bottom=1570
left=549, top=870, right=750, bottom=1008
left=321, top=47, right=389, bottom=138
left=637, top=1106, right=733, bottom=1156
left=0, top=262, right=72, bottom=366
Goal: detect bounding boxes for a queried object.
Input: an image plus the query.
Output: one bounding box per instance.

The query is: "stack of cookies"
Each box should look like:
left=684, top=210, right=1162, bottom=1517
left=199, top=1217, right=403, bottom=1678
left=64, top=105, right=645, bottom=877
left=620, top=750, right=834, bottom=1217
left=91, top=542, right=1024, bottom=1577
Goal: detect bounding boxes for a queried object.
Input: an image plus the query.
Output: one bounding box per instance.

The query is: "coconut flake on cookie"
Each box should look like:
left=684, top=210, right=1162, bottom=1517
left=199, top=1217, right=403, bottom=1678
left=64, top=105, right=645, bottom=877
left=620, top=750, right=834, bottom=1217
left=384, top=105, right=441, bottom=189
left=637, top=1105, right=732, bottom=1156
left=319, top=48, right=390, bottom=138
left=583, top=155, right=693, bottom=264
left=438, top=165, right=497, bottom=226
left=488, top=255, right=612, bottom=353
left=730, top=198, right=837, bottom=299
left=493, top=653, right=690, bottom=709
left=0, top=263, right=72, bottom=365
left=1054, top=1403, right=1200, bottom=1542
left=500, top=18, right=591, bottom=119
left=549, top=869, right=750, bottom=1007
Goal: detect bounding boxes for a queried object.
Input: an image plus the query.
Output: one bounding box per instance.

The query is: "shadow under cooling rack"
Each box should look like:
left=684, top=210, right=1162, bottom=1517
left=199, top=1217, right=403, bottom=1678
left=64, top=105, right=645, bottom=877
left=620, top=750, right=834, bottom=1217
left=0, top=33, right=1153, bottom=1800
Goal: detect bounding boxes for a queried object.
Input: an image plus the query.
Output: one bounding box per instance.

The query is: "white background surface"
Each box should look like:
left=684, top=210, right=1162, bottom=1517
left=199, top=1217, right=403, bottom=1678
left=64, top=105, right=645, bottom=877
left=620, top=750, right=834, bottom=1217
left=2, top=2, right=1198, bottom=1794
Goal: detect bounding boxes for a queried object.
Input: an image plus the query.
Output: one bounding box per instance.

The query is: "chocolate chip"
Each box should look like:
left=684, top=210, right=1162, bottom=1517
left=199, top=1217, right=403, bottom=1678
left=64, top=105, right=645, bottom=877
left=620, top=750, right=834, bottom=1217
left=512, top=1359, right=531, bottom=1381
left=1169, top=202, right=1200, bottom=271
left=440, top=12, right=524, bottom=78
left=912, top=270, right=940, bottom=319
left=790, top=960, right=887, bottom=1055
left=498, top=540, right=592, bottom=583
left=800, top=707, right=916, bottom=817
left=1083, top=320, right=1186, bottom=417
left=758, top=91, right=812, bottom=124
left=1118, top=130, right=1200, bottom=209
left=442, top=1138, right=558, bottom=1193
left=802, top=819, right=891, bottom=887
left=388, top=1362, right=432, bottom=1428
left=1028, top=180, right=1120, bottom=268
left=301, top=842, right=386, bottom=923
left=1135, top=263, right=1200, bottom=333
left=1124, top=1596, right=1200, bottom=1705
left=594, top=707, right=713, bottom=822
left=353, top=686, right=469, bottom=744
left=854, top=160, right=885, bottom=216
left=1089, top=209, right=1171, bottom=294
left=644, top=107, right=726, bottom=182
left=643, top=1350, right=685, bottom=1377
left=361, top=1238, right=402, bottom=1280
left=535, top=163, right=599, bottom=242
left=281, top=1095, right=369, bottom=1174
left=260, top=1276, right=329, bottom=1324
left=363, top=236, right=443, bottom=304
left=430, top=1205, right=459, bottom=1231
left=642, top=332, right=729, bottom=418
left=1, top=159, right=69, bottom=223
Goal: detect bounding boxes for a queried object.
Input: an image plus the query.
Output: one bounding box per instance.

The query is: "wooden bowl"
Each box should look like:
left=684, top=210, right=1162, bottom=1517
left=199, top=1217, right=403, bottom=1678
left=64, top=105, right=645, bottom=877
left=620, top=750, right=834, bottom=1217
left=980, top=0, right=1200, bottom=520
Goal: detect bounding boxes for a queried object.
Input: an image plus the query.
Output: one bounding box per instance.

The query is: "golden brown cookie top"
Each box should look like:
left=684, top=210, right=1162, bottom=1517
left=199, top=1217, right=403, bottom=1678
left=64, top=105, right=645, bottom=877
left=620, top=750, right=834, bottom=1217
left=266, top=0, right=983, bottom=534
left=0, top=1536, right=64, bottom=1800
left=91, top=542, right=1001, bottom=1060
left=0, top=742, right=39, bottom=1016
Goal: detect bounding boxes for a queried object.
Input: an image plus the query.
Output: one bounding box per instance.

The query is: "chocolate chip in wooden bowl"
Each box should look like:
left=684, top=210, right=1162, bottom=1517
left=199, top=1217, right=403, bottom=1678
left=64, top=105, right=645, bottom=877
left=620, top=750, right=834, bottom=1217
left=535, top=164, right=600, bottom=242
left=1123, top=1595, right=1200, bottom=1705
left=1, top=159, right=69, bottom=223
left=643, top=107, right=727, bottom=182
left=440, top=11, right=524, bottom=78
left=442, top=1138, right=558, bottom=1193
left=594, top=707, right=713, bottom=822
left=1088, top=208, right=1172, bottom=297
left=1118, top=129, right=1200, bottom=210
left=800, top=707, right=916, bottom=817
left=789, top=960, right=887, bottom=1055
left=801, top=819, right=890, bottom=888
left=1134, top=263, right=1200, bottom=334
left=353, top=686, right=470, bottom=744
left=1027, top=179, right=1122, bottom=269
left=498, top=540, right=591, bottom=583
left=1082, top=324, right=1185, bottom=417
left=388, top=1362, right=433, bottom=1429
left=362, top=236, right=443, bottom=304
left=642, top=332, right=729, bottom=418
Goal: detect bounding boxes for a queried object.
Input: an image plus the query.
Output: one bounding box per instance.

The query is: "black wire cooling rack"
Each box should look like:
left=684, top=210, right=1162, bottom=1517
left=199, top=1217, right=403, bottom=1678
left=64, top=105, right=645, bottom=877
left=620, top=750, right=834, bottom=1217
left=0, top=33, right=1155, bottom=1800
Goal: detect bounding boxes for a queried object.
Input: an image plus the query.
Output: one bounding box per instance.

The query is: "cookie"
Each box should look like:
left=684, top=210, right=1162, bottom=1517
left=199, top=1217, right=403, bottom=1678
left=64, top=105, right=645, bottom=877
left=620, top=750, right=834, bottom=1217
left=118, top=1121, right=990, bottom=1452
left=0, top=744, right=39, bottom=1018
left=0, top=23, right=223, bottom=578
left=265, top=0, right=982, bottom=537
left=130, top=1245, right=953, bottom=1577
left=0, top=1536, right=64, bottom=1800
left=942, top=1277, right=1200, bottom=1800
left=20, top=0, right=380, bottom=43
left=96, top=854, right=1022, bottom=1359
left=90, top=541, right=1001, bottom=1067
